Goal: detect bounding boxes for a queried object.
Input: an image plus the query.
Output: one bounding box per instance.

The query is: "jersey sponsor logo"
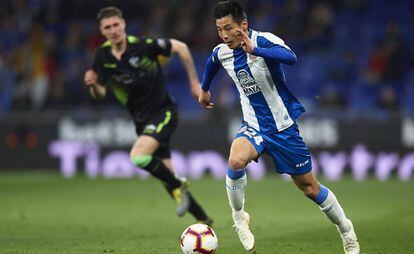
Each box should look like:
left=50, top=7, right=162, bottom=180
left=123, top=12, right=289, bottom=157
left=129, top=56, right=140, bottom=68
left=113, top=73, right=134, bottom=85
left=157, top=38, right=167, bottom=50
left=237, top=69, right=261, bottom=96
left=296, top=159, right=309, bottom=168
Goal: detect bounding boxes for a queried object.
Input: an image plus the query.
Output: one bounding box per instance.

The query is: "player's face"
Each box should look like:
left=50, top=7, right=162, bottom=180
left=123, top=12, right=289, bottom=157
left=99, top=16, right=126, bottom=45
left=216, top=15, right=247, bottom=49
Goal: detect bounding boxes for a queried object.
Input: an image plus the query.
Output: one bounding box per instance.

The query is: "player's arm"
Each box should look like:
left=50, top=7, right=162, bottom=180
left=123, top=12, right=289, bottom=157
left=170, top=39, right=201, bottom=99
left=237, top=29, right=297, bottom=65
left=84, top=69, right=107, bottom=101
left=85, top=49, right=108, bottom=101
left=198, top=53, right=221, bottom=109
left=252, top=43, right=297, bottom=65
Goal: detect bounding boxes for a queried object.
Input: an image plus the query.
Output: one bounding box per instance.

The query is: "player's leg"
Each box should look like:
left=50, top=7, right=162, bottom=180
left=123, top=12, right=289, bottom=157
left=162, top=158, right=213, bottom=225
left=291, top=172, right=360, bottom=254
left=130, top=107, right=194, bottom=217
left=291, top=172, right=347, bottom=226
left=227, top=136, right=258, bottom=213
left=130, top=135, right=183, bottom=191
left=130, top=135, right=192, bottom=217
left=266, top=122, right=359, bottom=253
left=227, top=136, right=259, bottom=252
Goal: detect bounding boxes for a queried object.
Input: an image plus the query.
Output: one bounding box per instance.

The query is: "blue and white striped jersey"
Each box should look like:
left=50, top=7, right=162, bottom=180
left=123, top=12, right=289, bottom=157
left=201, top=29, right=305, bottom=133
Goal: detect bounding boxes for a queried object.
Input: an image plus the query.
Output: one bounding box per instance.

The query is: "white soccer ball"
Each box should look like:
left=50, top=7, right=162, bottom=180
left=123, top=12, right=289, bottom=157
left=180, top=223, right=218, bottom=254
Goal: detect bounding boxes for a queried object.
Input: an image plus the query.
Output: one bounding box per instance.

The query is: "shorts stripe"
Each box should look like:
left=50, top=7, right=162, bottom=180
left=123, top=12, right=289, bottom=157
left=156, top=111, right=171, bottom=133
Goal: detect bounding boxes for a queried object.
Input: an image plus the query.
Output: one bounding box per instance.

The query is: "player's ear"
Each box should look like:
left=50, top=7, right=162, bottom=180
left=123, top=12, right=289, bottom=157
left=99, top=23, right=104, bottom=34
left=241, top=19, right=248, bottom=31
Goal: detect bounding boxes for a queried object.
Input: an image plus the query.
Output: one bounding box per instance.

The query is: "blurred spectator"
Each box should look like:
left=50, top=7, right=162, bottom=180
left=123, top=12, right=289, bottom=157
left=0, top=52, right=16, bottom=112
left=304, top=2, right=335, bottom=52
left=382, top=21, right=413, bottom=83
left=322, top=49, right=357, bottom=109
left=275, top=0, right=306, bottom=41
left=249, top=1, right=277, bottom=32
left=13, top=23, right=49, bottom=109
left=318, top=85, right=346, bottom=110
left=0, top=0, right=413, bottom=117
left=377, top=86, right=399, bottom=112
left=364, top=43, right=388, bottom=84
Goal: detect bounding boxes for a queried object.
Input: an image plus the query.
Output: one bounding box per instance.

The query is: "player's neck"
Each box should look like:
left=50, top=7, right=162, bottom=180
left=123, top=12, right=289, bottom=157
left=111, top=37, right=127, bottom=60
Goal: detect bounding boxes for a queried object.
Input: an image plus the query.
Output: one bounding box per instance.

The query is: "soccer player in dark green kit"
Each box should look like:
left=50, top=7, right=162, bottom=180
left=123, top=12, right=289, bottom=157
left=84, top=6, right=212, bottom=225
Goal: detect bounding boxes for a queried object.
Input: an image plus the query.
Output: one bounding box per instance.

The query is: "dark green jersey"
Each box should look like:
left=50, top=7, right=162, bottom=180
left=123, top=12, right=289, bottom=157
left=92, top=35, right=176, bottom=124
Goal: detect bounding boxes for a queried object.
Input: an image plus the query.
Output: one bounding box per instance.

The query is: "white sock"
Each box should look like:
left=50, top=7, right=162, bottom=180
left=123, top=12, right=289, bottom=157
left=226, top=174, right=247, bottom=214
left=319, top=190, right=350, bottom=232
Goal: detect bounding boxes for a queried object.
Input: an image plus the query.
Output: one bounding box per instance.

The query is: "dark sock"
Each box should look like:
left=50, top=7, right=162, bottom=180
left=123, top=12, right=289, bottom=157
left=143, top=156, right=181, bottom=189
left=187, top=192, right=209, bottom=221
left=165, top=185, right=209, bottom=221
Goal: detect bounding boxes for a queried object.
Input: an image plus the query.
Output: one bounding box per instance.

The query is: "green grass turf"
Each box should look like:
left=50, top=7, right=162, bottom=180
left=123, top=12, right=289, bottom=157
left=0, top=172, right=413, bottom=254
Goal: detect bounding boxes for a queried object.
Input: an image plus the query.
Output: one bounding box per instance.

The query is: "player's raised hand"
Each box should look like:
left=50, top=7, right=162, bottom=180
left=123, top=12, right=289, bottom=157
left=198, top=90, right=214, bottom=109
left=84, top=69, right=98, bottom=86
left=236, top=29, right=254, bottom=54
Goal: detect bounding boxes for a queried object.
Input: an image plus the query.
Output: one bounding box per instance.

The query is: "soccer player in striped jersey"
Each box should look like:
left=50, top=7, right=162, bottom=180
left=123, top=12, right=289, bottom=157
left=198, top=1, right=359, bottom=253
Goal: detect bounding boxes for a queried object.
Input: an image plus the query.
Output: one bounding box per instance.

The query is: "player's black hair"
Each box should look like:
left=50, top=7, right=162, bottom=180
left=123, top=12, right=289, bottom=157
left=97, top=6, right=123, bottom=22
left=211, top=0, right=247, bottom=24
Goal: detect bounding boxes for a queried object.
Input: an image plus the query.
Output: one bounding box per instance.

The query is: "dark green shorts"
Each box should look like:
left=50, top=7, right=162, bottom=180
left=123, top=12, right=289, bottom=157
left=135, top=106, right=178, bottom=159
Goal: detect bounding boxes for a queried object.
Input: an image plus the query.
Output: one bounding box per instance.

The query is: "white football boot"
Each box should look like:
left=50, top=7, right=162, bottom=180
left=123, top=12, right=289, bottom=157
left=233, top=211, right=255, bottom=252
left=337, top=219, right=360, bottom=254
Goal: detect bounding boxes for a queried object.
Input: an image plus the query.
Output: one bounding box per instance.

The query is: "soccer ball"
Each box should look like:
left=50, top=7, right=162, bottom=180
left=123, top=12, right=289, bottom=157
left=180, top=223, right=218, bottom=254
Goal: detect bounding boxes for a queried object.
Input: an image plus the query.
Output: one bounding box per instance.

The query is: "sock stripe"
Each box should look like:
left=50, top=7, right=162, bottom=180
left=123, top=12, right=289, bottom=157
left=314, top=184, right=329, bottom=205
left=226, top=169, right=246, bottom=180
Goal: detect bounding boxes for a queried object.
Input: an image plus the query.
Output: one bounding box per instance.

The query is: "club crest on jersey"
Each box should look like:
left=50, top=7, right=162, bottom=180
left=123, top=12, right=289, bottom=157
left=129, top=56, right=140, bottom=68
left=157, top=38, right=167, bottom=49
left=143, top=124, right=156, bottom=134
left=237, top=69, right=261, bottom=96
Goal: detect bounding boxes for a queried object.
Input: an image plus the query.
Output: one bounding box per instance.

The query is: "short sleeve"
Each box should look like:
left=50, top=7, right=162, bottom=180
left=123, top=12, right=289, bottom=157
left=144, top=37, right=172, bottom=57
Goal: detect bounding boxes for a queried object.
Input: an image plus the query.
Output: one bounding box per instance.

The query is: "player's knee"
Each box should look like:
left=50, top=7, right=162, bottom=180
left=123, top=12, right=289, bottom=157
left=228, top=156, right=247, bottom=170
left=130, top=154, right=152, bottom=168
left=302, top=184, right=318, bottom=199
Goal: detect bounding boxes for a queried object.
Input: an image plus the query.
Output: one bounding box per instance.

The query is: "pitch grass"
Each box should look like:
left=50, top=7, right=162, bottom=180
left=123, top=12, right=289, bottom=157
left=0, top=172, right=413, bottom=254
